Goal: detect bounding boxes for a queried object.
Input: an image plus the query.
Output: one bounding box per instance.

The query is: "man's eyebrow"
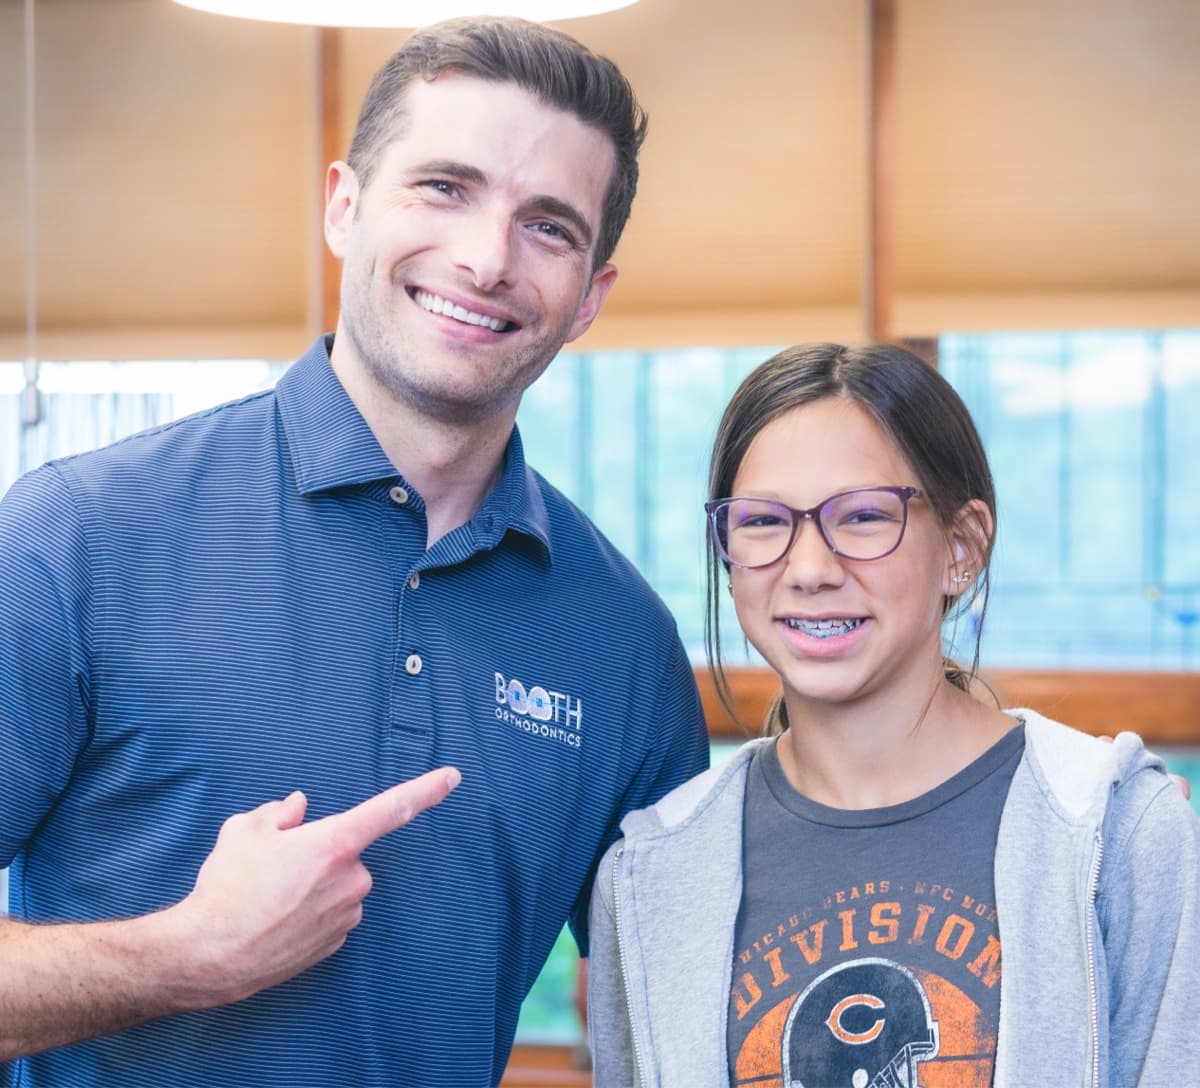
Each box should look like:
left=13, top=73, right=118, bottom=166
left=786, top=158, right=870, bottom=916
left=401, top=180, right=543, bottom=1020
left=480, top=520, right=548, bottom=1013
left=407, top=159, right=489, bottom=186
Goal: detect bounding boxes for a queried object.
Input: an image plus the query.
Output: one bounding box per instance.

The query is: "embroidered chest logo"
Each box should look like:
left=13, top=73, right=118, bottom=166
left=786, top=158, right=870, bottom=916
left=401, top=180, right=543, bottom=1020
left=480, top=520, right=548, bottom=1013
left=494, top=671, right=583, bottom=749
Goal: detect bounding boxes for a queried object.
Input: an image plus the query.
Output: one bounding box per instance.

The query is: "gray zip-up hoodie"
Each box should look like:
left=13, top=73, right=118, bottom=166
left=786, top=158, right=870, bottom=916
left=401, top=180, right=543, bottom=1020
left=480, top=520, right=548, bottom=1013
left=588, top=711, right=1200, bottom=1087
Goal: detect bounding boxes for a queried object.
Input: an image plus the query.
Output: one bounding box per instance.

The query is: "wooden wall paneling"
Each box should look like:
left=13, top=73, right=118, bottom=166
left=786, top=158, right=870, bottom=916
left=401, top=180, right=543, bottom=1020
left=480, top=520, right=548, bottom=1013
left=698, top=667, right=1200, bottom=746
left=983, top=669, right=1200, bottom=746
left=696, top=666, right=786, bottom=742
left=500, top=1045, right=590, bottom=1087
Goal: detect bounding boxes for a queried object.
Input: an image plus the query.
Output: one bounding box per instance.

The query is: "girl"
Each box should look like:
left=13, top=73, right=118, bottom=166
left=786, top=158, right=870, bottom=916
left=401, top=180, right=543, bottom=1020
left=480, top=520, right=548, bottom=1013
left=587, top=343, right=1199, bottom=1088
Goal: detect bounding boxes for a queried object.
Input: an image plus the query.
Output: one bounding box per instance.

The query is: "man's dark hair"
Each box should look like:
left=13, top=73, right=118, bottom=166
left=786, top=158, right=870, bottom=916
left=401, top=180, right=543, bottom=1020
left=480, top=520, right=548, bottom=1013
left=347, top=16, right=647, bottom=272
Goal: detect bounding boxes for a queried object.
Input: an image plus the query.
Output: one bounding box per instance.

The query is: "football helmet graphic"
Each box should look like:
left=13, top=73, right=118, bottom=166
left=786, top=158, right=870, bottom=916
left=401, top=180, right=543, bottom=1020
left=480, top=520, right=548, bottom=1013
left=782, top=958, right=940, bottom=1088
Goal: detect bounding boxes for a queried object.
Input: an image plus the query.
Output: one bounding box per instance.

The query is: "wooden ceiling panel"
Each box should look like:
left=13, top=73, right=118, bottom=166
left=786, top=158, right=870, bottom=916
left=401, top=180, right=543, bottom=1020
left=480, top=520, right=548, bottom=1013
left=0, top=0, right=1196, bottom=358
left=564, top=0, right=866, bottom=314
left=1, top=0, right=312, bottom=346
left=895, top=0, right=1200, bottom=294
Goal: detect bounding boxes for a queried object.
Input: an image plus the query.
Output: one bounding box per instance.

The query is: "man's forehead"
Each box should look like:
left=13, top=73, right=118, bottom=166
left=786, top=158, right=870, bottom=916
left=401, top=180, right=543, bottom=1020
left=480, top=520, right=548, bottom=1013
left=373, top=72, right=614, bottom=215
left=382, top=72, right=611, bottom=164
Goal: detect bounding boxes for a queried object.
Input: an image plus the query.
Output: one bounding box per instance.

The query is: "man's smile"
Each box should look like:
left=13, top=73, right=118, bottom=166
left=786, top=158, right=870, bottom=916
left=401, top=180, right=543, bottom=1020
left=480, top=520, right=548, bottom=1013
left=411, top=288, right=517, bottom=333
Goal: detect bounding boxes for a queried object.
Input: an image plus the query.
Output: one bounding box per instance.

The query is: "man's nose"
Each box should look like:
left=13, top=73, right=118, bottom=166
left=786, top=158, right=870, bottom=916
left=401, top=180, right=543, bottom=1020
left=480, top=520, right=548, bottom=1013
left=451, top=209, right=517, bottom=293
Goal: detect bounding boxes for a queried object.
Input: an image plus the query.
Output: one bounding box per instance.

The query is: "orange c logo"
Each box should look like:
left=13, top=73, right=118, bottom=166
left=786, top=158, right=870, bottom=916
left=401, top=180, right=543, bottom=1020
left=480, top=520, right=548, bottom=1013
left=825, top=992, right=885, bottom=1044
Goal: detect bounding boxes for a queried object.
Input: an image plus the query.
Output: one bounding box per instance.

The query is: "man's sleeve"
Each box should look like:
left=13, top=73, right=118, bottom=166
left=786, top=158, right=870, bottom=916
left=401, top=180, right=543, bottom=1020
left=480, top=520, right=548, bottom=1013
left=0, top=464, right=94, bottom=868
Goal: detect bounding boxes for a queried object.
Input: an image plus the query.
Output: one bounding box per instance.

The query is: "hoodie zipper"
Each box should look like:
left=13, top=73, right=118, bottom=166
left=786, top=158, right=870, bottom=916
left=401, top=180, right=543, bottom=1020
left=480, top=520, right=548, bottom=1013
left=1085, top=829, right=1104, bottom=1088
left=612, top=847, right=648, bottom=1087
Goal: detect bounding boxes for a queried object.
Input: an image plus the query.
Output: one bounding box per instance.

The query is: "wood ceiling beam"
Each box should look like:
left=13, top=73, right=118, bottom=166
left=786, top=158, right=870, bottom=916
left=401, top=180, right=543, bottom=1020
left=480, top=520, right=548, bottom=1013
left=316, top=26, right=343, bottom=336
left=865, top=0, right=896, bottom=344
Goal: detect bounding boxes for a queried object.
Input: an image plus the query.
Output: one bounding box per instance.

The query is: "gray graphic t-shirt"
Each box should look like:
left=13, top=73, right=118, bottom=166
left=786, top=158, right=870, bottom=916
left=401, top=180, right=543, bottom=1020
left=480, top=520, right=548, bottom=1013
left=727, top=724, right=1024, bottom=1088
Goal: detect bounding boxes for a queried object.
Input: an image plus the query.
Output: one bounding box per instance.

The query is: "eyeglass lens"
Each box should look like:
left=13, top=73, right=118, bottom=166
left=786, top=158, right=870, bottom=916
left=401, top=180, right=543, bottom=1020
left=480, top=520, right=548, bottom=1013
left=715, top=489, right=909, bottom=567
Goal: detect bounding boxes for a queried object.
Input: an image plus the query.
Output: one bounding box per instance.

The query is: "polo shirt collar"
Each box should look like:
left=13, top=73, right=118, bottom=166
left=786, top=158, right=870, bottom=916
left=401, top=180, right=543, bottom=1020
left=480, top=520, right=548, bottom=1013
left=278, top=336, right=553, bottom=560
left=277, top=336, right=398, bottom=494
left=484, top=427, right=553, bottom=560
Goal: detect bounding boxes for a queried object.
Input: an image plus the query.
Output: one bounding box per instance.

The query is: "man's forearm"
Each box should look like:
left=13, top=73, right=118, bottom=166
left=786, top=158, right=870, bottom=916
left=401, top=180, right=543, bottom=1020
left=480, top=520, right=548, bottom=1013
left=0, top=910, right=210, bottom=1061
left=0, top=770, right=462, bottom=1061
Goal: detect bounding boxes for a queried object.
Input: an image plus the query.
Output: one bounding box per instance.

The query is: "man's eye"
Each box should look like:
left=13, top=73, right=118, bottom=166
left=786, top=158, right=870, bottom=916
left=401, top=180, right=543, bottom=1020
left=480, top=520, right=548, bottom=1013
left=531, top=221, right=575, bottom=245
left=422, top=180, right=459, bottom=197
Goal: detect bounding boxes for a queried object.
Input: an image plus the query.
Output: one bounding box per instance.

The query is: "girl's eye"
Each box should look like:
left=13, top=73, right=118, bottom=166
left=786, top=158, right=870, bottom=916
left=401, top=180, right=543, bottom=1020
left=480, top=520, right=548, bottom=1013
left=737, top=513, right=787, bottom=530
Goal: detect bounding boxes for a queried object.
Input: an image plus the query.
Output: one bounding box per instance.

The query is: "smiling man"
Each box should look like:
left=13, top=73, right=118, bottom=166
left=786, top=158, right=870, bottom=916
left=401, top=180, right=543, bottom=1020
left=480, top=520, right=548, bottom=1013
left=0, top=18, right=708, bottom=1088
left=325, top=70, right=619, bottom=544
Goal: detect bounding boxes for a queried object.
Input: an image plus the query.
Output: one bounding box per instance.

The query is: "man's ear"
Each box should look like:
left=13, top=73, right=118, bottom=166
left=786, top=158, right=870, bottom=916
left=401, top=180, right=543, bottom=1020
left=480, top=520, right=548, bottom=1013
left=565, top=263, right=619, bottom=344
left=324, top=161, right=359, bottom=260
left=944, top=499, right=993, bottom=597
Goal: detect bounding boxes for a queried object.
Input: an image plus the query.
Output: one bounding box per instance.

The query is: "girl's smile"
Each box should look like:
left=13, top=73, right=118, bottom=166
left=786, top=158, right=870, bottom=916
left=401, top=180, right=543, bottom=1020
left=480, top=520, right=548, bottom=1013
left=777, top=613, right=871, bottom=657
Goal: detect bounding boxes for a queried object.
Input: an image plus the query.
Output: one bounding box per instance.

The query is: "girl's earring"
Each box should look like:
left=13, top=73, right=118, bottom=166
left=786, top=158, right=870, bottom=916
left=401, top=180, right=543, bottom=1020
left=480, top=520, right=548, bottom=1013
left=727, top=580, right=734, bottom=594
left=951, top=570, right=973, bottom=584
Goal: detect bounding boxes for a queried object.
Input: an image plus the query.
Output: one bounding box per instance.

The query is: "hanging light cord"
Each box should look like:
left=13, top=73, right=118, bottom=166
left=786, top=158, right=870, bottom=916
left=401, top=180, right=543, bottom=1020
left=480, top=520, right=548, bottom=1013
left=22, top=0, right=42, bottom=428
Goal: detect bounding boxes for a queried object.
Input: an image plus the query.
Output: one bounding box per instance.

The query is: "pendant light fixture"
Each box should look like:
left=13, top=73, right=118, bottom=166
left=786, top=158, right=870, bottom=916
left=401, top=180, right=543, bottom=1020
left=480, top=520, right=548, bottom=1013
left=172, top=0, right=638, bottom=27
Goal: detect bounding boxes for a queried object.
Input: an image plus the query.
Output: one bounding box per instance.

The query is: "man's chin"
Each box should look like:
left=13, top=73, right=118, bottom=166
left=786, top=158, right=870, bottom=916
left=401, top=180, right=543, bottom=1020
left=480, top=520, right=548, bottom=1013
left=387, top=375, right=525, bottom=429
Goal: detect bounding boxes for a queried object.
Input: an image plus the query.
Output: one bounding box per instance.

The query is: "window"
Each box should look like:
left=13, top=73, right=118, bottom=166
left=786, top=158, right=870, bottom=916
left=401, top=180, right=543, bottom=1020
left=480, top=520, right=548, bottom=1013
left=517, top=345, right=774, bottom=661
left=0, top=359, right=289, bottom=496
left=941, top=331, right=1200, bottom=669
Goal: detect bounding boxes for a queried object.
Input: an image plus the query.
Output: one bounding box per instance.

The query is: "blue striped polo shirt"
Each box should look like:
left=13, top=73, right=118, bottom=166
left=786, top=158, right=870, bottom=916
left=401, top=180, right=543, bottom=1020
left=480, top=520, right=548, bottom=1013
left=0, top=337, right=709, bottom=1088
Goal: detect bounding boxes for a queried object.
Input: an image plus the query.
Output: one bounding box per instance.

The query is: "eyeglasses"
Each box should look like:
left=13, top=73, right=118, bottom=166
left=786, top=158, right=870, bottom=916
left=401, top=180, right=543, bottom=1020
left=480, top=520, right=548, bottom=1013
left=705, top=486, right=923, bottom=568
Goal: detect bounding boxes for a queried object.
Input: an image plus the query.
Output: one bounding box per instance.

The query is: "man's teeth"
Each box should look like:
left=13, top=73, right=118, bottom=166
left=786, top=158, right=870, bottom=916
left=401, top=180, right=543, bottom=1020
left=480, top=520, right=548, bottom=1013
left=414, top=290, right=511, bottom=332
left=786, top=617, right=863, bottom=639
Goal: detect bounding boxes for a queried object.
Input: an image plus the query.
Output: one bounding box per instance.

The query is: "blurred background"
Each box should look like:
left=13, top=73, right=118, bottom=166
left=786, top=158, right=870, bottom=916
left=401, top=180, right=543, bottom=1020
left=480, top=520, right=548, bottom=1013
left=2, top=1, right=1197, bottom=1082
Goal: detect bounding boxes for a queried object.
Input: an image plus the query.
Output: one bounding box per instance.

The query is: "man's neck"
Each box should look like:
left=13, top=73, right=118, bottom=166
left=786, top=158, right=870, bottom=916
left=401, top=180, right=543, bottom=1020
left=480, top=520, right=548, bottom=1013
left=329, top=340, right=514, bottom=549
left=379, top=413, right=510, bottom=548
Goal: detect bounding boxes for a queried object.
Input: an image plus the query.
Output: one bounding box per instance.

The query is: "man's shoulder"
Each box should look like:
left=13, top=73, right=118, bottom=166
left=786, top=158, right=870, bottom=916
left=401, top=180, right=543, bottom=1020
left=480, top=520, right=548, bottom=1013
left=0, top=388, right=287, bottom=559
left=528, top=467, right=658, bottom=584
left=49, top=387, right=281, bottom=493
left=525, top=467, right=686, bottom=632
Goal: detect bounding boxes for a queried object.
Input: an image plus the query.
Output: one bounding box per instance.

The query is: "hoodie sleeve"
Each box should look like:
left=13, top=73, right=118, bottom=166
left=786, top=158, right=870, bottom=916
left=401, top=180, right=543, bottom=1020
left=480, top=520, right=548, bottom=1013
left=587, top=842, right=641, bottom=1088
left=569, top=634, right=707, bottom=957
left=1097, top=763, right=1200, bottom=1087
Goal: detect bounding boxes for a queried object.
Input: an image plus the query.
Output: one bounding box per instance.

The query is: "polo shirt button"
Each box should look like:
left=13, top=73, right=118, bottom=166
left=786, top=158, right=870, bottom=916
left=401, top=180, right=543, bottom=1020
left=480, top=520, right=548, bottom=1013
left=408, top=573, right=420, bottom=590
left=405, top=654, right=423, bottom=676
left=389, top=485, right=409, bottom=505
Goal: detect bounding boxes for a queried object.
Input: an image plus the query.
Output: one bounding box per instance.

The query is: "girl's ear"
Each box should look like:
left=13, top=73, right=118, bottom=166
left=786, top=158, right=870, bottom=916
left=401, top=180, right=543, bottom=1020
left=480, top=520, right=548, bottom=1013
left=944, top=499, right=993, bottom=598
